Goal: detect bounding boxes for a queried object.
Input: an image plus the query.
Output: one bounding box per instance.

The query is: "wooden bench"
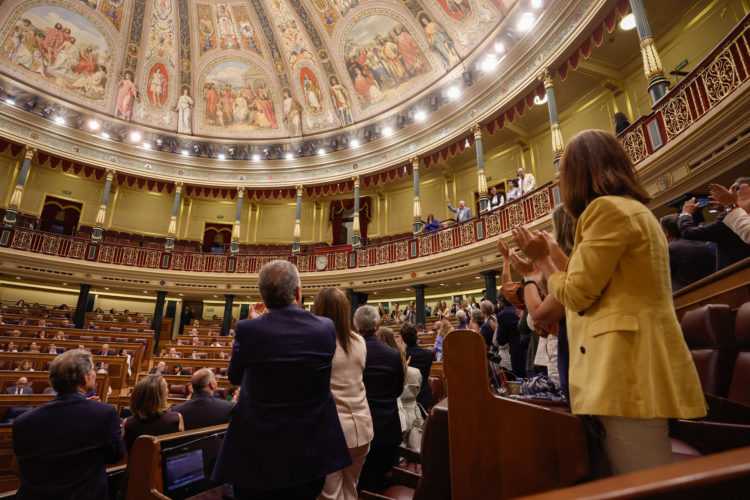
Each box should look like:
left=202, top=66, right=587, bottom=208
left=674, top=256, right=750, bottom=320
left=159, top=345, right=231, bottom=360
left=0, top=371, right=109, bottom=402
left=151, top=358, right=230, bottom=377
left=126, top=424, right=228, bottom=500
left=173, top=334, right=233, bottom=346
left=0, top=353, right=127, bottom=392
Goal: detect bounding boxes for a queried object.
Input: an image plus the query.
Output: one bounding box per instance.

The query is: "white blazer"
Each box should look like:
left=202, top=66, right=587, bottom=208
left=725, top=208, right=750, bottom=244
left=329, top=333, right=374, bottom=448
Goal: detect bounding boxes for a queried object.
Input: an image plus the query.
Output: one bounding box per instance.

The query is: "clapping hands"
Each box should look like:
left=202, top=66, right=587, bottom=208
left=249, top=302, right=268, bottom=319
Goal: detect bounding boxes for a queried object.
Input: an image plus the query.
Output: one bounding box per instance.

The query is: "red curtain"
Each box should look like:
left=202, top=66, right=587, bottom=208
left=40, top=196, right=82, bottom=235
left=202, top=223, right=233, bottom=252
left=329, top=197, right=371, bottom=245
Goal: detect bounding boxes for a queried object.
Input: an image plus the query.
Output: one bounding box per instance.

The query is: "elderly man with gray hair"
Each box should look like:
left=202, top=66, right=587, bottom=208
left=212, top=260, right=351, bottom=499
left=12, top=349, right=124, bottom=499
left=353, top=305, right=405, bottom=494
left=170, top=368, right=234, bottom=430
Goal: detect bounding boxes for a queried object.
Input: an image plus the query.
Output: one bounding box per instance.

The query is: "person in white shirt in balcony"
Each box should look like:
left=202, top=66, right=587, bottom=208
left=517, top=168, right=536, bottom=197
left=489, top=185, right=505, bottom=209
left=711, top=180, right=750, bottom=244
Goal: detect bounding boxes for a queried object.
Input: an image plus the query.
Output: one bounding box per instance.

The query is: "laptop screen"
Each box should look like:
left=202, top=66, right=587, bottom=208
left=164, top=448, right=205, bottom=491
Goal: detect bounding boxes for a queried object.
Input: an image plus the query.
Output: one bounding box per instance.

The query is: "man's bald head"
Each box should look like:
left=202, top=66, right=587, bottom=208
left=191, top=368, right=216, bottom=393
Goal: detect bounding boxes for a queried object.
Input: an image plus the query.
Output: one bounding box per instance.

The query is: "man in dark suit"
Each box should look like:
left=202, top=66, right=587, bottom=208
left=12, top=349, right=124, bottom=499
left=660, top=214, right=716, bottom=291
left=679, top=191, right=750, bottom=270
left=401, top=323, right=435, bottom=411
left=212, top=260, right=350, bottom=499
left=5, top=377, right=32, bottom=395
left=98, top=343, right=111, bottom=356
left=171, top=368, right=234, bottom=430
left=354, top=305, right=404, bottom=494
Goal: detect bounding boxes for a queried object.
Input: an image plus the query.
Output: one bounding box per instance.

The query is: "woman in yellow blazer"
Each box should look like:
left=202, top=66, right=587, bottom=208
left=513, top=130, right=705, bottom=476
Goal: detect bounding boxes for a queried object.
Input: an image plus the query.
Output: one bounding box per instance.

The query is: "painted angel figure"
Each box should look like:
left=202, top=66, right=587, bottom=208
left=176, top=88, right=194, bottom=134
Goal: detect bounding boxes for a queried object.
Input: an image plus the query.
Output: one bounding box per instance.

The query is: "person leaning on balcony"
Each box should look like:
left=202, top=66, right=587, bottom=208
left=512, top=130, right=706, bottom=476
left=613, top=111, right=631, bottom=135
left=506, top=180, right=519, bottom=201
left=710, top=180, right=750, bottom=245
left=424, top=213, right=440, bottom=232
left=678, top=176, right=750, bottom=270
left=446, top=199, right=472, bottom=222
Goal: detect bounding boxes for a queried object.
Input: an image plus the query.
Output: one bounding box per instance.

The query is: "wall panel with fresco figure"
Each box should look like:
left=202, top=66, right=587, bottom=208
left=0, top=1, right=118, bottom=111
left=338, top=9, right=437, bottom=118
left=427, top=0, right=508, bottom=52
left=196, top=58, right=284, bottom=137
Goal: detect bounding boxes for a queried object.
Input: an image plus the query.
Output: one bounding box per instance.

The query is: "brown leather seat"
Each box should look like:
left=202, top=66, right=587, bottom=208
left=728, top=302, right=750, bottom=405
left=681, top=304, right=735, bottom=397
left=79, top=335, right=94, bottom=341
left=109, top=327, right=122, bottom=332
left=168, top=384, right=187, bottom=398
left=97, top=336, right=111, bottom=342
left=428, top=377, right=443, bottom=405
left=181, top=366, right=194, bottom=375
left=115, top=337, right=128, bottom=343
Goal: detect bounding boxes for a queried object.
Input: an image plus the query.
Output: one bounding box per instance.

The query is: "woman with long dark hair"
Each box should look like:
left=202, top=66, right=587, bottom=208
left=513, top=130, right=705, bottom=475
left=313, top=288, right=373, bottom=500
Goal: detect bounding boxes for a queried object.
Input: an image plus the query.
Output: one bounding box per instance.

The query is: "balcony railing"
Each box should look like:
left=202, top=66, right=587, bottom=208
left=619, top=14, right=750, bottom=166
left=0, top=184, right=558, bottom=274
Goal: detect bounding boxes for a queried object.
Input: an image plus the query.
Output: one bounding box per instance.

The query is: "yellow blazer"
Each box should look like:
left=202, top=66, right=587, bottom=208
left=548, top=196, right=706, bottom=419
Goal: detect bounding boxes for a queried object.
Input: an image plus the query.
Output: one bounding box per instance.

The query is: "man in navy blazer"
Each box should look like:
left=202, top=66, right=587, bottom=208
left=401, top=323, right=435, bottom=411
left=354, top=305, right=405, bottom=494
left=170, top=368, right=234, bottom=430
left=12, top=349, right=125, bottom=500
left=212, top=260, right=350, bottom=499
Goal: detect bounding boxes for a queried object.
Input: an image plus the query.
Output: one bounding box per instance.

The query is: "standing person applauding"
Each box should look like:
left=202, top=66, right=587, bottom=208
left=512, top=130, right=705, bottom=475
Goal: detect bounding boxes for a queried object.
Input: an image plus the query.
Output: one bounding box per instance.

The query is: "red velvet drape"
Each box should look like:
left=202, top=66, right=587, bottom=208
left=329, top=197, right=371, bottom=245
left=40, top=196, right=82, bottom=235
left=203, top=223, right=233, bottom=252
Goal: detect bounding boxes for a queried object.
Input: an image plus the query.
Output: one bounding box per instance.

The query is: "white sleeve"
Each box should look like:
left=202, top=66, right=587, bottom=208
left=724, top=208, right=750, bottom=244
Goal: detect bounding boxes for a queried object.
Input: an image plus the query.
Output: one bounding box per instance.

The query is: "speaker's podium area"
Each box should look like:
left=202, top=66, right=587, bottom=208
left=0, top=0, right=749, bottom=498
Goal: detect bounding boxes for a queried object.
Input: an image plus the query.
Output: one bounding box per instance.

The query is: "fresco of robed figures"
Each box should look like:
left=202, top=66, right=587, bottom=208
left=1, top=5, right=112, bottom=101
left=202, top=61, right=279, bottom=132
left=343, top=15, right=430, bottom=109
left=437, top=0, right=473, bottom=21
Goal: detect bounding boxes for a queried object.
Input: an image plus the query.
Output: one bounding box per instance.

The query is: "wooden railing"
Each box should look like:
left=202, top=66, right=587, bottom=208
left=0, top=184, right=557, bottom=274
left=619, top=14, right=750, bottom=166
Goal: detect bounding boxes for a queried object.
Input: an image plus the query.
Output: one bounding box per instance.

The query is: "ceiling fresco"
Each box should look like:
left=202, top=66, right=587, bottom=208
left=0, top=0, right=518, bottom=139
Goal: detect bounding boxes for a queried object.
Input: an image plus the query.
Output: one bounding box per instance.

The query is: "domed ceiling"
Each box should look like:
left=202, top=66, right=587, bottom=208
left=0, top=0, right=519, bottom=140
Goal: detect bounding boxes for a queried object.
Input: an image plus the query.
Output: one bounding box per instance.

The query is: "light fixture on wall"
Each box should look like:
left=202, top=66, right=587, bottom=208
left=228, top=147, right=236, bottom=158
left=330, top=138, right=338, bottom=150
left=24, top=97, right=37, bottom=111
left=129, top=131, right=142, bottom=142
left=350, top=138, right=360, bottom=148
left=517, top=12, right=535, bottom=31
left=446, top=86, right=460, bottom=100
left=414, top=110, right=426, bottom=122
left=429, top=96, right=439, bottom=111
left=252, top=153, right=261, bottom=161
left=155, top=138, right=164, bottom=150
left=87, top=119, right=100, bottom=131
left=533, top=94, right=548, bottom=105
left=619, top=13, right=636, bottom=31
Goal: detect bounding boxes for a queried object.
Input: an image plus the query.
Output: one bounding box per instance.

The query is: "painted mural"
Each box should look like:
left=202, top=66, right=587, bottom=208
left=197, top=3, right=218, bottom=55
left=147, top=0, right=175, bottom=65
left=343, top=15, right=429, bottom=109
left=79, top=0, right=125, bottom=31
left=266, top=0, right=315, bottom=69
left=418, top=13, right=459, bottom=70
left=201, top=60, right=279, bottom=132
left=232, top=5, right=263, bottom=56
left=437, top=0, right=472, bottom=21
left=1, top=5, right=113, bottom=102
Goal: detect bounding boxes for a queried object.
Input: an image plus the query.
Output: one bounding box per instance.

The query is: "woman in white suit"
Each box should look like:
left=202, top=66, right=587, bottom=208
left=313, top=288, right=374, bottom=500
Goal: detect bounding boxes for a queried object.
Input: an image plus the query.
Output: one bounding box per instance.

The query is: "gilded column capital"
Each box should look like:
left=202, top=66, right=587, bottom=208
left=236, top=186, right=245, bottom=199
left=295, top=185, right=304, bottom=197
left=23, top=146, right=37, bottom=160
left=409, top=156, right=420, bottom=169
left=174, top=182, right=183, bottom=194
left=352, top=176, right=360, bottom=189
left=539, top=68, right=554, bottom=88
left=470, top=123, right=482, bottom=140
left=105, top=168, right=116, bottom=182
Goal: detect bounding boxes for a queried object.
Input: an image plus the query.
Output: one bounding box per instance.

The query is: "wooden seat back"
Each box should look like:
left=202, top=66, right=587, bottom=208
left=443, top=329, right=589, bottom=499
left=0, top=353, right=127, bottom=390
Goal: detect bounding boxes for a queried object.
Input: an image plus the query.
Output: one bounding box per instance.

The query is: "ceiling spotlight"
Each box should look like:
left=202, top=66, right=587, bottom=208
left=192, top=144, right=201, bottom=155
left=382, top=126, right=393, bottom=137
left=619, top=13, right=636, bottom=31
left=480, top=54, right=498, bottom=72
left=414, top=110, right=426, bottom=122
left=447, top=86, right=460, bottom=100
left=24, top=97, right=37, bottom=111
left=363, top=130, right=372, bottom=142
left=240, top=147, right=248, bottom=159
left=217, top=153, right=226, bottom=160
left=517, top=12, right=535, bottom=31
left=4, top=98, right=15, bottom=105
left=101, top=131, right=110, bottom=139
left=317, top=148, right=326, bottom=155
left=533, top=94, right=548, bottom=105
left=170, top=140, right=178, bottom=153
left=263, top=148, right=270, bottom=158
left=285, top=152, right=294, bottom=160
left=54, top=115, right=66, bottom=125
left=494, top=41, right=505, bottom=53
left=396, top=115, right=405, bottom=129
left=531, top=0, right=542, bottom=8
left=129, top=131, right=142, bottom=142
left=429, top=96, right=439, bottom=110
left=350, top=138, right=360, bottom=148
left=181, top=149, right=189, bottom=156
left=330, top=138, right=338, bottom=150
left=297, top=146, right=304, bottom=157
left=41, top=105, right=54, bottom=118
left=462, top=71, right=473, bottom=86
left=87, top=119, right=100, bottom=130
left=142, top=141, right=151, bottom=149
left=252, top=153, right=261, bottom=161
left=275, top=147, right=282, bottom=159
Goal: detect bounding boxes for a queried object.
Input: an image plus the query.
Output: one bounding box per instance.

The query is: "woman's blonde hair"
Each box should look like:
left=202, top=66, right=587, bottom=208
left=377, top=327, right=407, bottom=383
left=437, top=322, right=452, bottom=338
left=131, top=374, right=169, bottom=420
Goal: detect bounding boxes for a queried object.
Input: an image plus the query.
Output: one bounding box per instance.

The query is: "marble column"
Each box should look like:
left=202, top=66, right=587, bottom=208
left=630, top=0, right=670, bottom=104
left=352, top=177, right=361, bottom=247
left=414, top=284, right=426, bottom=326
left=165, top=182, right=183, bottom=252
left=3, top=146, right=36, bottom=227
left=151, top=291, right=167, bottom=354
left=73, top=284, right=91, bottom=329
left=472, top=124, right=488, bottom=213
left=231, top=187, right=244, bottom=255
left=412, top=156, right=423, bottom=234
left=541, top=69, right=565, bottom=171
left=222, top=294, right=234, bottom=336
left=292, top=185, right=303, bottom=254
left=91, top=169, right=115, bottom=243
left=480, top=270, right=498, bottom=306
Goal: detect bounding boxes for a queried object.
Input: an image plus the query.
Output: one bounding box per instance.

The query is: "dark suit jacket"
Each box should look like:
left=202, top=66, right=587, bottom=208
left=212, top=304, right=350, bottom=490
left=363, top=334, right=405, bottom=445
left=5, top=386, right=32, bottom=395
left=667, top=237, right=716, bottom=291
left=405, top=344, right=435, bottom=409
left=12, top=391, right=124, bottom=500
left=170, top=391, right=234, bottom=430
left=678, top=212, right=750, bottom=270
